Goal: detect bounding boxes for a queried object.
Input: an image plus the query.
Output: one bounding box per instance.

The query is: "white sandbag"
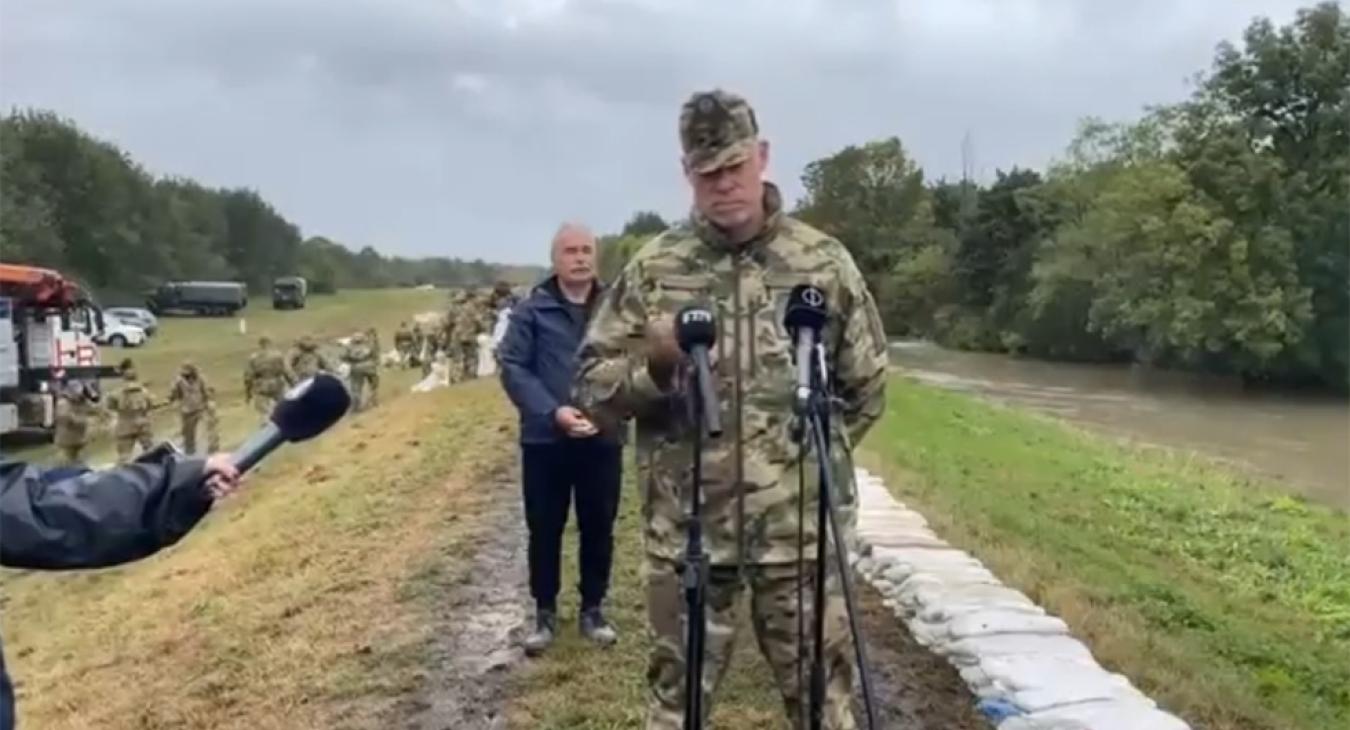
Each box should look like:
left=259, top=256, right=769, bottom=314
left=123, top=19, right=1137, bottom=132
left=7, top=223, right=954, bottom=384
left=1000, top=701, right=1189, bottom=730
left=896, top=566, right=1002, bottom=593
left=1012, top=678, right=1151, bottom=714
left=974, top=655, right=1113, bottom=693
left=948, top=610, right=1069, bottom=640
left=941, top=634, right=1096, bottom=666
left=909, top=584, right=1040, bottom=617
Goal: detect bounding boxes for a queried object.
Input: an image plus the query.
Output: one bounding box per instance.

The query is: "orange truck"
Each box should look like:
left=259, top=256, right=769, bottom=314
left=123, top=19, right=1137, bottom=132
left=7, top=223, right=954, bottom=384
left=0, top=263, right=119, bottom=438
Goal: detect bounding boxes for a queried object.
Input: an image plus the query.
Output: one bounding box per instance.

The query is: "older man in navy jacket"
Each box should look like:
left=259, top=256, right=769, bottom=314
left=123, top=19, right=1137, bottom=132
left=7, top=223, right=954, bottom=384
left=498, top=222, right=622, bottom=656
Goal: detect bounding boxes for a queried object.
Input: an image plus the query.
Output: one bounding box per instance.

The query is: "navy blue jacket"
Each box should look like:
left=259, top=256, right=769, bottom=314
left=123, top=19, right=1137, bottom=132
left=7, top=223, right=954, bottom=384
left=498, top=276, right=615, bottom=444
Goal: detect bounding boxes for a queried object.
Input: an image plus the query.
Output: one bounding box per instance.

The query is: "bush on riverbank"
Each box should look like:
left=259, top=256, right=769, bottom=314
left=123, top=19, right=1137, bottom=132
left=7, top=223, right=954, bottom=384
left=860, top=377, right=1350, bottom=730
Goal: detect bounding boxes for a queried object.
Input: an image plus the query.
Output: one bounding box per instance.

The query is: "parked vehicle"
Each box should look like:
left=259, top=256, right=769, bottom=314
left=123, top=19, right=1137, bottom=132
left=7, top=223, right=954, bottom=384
left=0, top=263, right=119, bottom=438
left=273, top=276, right=308, bottom=309
left=104, top=306, right=158, bottom=336
left=147, top=281, right=247, bottom=316
left=91, top=320, right=146, bottom=348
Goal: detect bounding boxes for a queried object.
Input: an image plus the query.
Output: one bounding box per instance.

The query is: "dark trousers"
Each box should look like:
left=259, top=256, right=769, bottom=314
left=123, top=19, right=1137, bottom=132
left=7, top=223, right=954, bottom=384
left=521, top=438, right=622, bottom=612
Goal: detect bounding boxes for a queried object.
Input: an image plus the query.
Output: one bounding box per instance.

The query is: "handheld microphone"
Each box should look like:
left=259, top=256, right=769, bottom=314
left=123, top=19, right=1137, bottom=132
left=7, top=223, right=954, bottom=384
left=675, top=304, right=723, bottom=438
left=230, top=373, right=352, bottom=473
left=784, top=284, right=828, bottom=412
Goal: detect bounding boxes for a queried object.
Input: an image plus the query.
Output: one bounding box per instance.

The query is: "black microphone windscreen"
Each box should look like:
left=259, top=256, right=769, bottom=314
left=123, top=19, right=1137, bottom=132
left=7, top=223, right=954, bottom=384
left=675, top=304, right=717, bottom=352
left=784, top=284, right=828, bottom=332
left=271, top=373, right=351, bottom=442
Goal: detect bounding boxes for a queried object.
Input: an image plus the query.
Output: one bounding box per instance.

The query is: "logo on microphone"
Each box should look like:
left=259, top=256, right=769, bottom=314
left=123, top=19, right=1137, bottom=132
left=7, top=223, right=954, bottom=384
left=680, top=309, right=714, bottom=324
left=802, top=285, right=825, bottom=308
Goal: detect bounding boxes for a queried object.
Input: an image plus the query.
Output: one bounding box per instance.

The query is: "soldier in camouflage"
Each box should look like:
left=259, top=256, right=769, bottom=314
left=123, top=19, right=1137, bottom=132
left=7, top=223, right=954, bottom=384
left=167, top=360, right=220, bottom=455
left=453, top=294, right=483, bottom=382
left=573, top=90, right=888, bottom=730
left=53, top=381, right=99, bottom=465
left=289, top=335, right=334, bottom=381
left=107, top=367, right=158, bottom=463
left=343, top=331, right=379, bottom=411
left=244, top=336, right=293, bottom=419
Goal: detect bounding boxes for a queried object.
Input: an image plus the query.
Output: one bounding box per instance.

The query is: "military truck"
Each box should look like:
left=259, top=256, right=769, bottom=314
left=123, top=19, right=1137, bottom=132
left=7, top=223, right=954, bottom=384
left=147, top=281, right=248, bottom=316
left=272, top=276, right=308, bottom=310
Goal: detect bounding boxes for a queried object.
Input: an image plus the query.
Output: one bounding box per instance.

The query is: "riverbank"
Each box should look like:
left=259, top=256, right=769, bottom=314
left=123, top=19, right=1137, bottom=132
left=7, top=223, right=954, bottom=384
left=857, top=376, right=1350, bottom=730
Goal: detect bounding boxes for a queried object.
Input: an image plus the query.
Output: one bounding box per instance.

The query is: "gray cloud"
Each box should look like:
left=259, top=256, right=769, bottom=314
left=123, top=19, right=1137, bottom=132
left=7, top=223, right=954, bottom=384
left=0, top=0, right=1309, bottom=264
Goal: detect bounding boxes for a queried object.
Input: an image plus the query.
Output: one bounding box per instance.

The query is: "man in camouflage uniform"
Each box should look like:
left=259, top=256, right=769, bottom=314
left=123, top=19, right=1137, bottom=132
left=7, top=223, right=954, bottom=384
left=573, top=90, right=888, bottom=730
left=453, top=294, right=483, bottom=382
left=107, top=367, right=158, bottom=463
left=365, top=327, right=382, bottom=401
left=342, top=331, right=379, bottom=411
left=53, top=381, right=100, bottom=465
left=410, top=322, right=426, bottom=369
left=289, top=334, right=334, bottom=381
left=244, top=336, right=293, bottom=419
left=167, top=360, right=220, bottom=455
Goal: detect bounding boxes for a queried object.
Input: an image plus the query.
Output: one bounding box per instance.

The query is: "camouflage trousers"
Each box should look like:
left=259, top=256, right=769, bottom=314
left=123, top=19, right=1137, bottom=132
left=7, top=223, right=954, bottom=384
left=645, top=555, right=857, bottom=730
left=349, top=370, right=378, bottom=411
left=57, top=443, right=86, bottom=465
left=252, top=391, right=282, bottom=419
left=115, top=428, right=155, bottom=463
left=180, top=407, right=220, bottom=455
left=457, top=341, right=478, bottom=381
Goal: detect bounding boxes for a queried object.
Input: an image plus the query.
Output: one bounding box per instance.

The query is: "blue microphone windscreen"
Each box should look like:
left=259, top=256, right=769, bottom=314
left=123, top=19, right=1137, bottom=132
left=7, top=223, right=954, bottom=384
left=271, top=373, right=351, bottom=442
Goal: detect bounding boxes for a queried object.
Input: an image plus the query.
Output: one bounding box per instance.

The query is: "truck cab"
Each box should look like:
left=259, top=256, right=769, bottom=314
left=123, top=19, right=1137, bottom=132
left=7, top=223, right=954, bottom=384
left=273, top=276, right=308, bottom=310
left=1, top=264, right=118, bottom=438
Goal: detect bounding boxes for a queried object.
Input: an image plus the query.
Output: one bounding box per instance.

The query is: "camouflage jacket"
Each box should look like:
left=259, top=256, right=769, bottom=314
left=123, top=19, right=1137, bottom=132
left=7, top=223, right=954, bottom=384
left=290, top=347, right=333, bottom=381
left=343, top=339, right=378, bottom=374
left=107, top=382, right=155, bottom=435
left=453, top=307, right=482, bottom=343
left=245, top=348, right=292, bottom=397
left=168, top=375, right=213, bottom=414
left=574, top=184, right=889, bottom=565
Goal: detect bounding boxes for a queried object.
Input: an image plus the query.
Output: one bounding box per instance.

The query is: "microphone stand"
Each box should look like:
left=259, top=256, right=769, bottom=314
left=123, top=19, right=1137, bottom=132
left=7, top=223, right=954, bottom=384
left=799, top=342, right=879, bottom=730
left=681, top=363, right=711, bottom=730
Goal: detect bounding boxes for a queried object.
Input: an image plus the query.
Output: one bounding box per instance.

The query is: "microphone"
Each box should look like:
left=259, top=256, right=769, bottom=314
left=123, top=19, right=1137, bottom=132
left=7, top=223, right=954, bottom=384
left=784, top=284, right=828, bottom=412
left=230, top=373, right=352, bottom=473
left=675, top=304, right=723, bottom=438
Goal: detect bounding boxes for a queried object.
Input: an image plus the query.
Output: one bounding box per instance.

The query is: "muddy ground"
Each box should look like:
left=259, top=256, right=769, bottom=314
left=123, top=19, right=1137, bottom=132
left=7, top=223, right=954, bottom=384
left=393, top=467, right=982, bottom=729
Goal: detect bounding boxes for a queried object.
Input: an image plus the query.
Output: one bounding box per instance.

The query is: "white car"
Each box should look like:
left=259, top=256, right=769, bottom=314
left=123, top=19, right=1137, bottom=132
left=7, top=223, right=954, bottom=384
left=93, top=321, right=147, bottom=348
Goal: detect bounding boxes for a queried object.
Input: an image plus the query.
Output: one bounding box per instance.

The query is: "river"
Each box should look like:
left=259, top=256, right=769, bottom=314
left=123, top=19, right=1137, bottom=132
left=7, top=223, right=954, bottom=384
left=889, top=341, right=1350, bottom=510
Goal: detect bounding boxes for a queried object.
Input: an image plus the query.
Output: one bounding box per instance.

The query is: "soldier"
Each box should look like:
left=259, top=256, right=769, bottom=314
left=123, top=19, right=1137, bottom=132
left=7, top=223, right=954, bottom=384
left=342, top=331, right=379, bottom=411
left=453, top=294, right=483, bottom=381
left=573, top=90, right=888, bottom=730
left=167, top=360, right=220, bottom=455
left=290, top=334, right=334, bottom=381
left=53, top=381, right=98, bottom=465
left=244, top=336, right=293, bottom=419
left=106, top=367, right=158, bottom=464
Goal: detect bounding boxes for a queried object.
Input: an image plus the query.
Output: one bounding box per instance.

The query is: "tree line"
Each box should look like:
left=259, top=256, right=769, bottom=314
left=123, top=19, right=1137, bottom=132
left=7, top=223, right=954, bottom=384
left=603, top=3, right=1348, bottom=390
left=0, top=111, right=541, bottom=304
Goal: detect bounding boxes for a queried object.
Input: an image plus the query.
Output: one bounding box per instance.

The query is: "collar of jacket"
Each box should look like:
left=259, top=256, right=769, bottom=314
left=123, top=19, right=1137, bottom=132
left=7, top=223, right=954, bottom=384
left=689, top=180, right=785, bottom=252
left=535, top=274, right=604, bottom=310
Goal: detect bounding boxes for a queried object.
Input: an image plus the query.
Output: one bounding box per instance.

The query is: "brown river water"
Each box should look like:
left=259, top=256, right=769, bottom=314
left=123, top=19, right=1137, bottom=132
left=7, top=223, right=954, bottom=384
left=889, top=341, right=1350, bottom=510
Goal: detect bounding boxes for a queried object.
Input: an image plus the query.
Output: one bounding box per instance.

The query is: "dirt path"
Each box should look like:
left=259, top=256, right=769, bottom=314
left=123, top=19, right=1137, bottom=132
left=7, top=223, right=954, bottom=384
left=853, top=583, right=987, bottom=729
left=396, top=465, right=530, bottom=730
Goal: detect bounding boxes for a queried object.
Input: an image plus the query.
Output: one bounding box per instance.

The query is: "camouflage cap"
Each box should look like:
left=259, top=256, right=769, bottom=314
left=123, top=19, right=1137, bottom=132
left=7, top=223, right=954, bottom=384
left=679, top=89, right=759, bottom=174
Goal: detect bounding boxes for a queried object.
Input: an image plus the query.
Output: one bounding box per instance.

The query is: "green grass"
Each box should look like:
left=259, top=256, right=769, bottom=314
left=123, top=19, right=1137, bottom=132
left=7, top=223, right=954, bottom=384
left=859, top=376, right=1350, bottom=730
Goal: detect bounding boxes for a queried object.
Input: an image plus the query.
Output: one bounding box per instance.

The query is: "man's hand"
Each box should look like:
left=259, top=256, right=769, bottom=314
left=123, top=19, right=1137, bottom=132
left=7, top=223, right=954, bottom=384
left=202, top=454, right=243, bottom=500
left=644, top=317, right=682, bottom=387
left=555, top=406, right=599, bottom=438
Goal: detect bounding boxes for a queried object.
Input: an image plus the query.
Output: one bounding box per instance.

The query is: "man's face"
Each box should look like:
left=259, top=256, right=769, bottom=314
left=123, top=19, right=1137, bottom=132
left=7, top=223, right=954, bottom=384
left=685, top=140, right=770, bottom=231
left=552, top=228, right=597, bottom=287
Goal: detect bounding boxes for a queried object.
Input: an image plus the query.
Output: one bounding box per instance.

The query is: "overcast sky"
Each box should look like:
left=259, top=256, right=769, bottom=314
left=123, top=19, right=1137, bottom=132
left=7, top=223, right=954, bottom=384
left=0, top=0, right=1310, bottom=265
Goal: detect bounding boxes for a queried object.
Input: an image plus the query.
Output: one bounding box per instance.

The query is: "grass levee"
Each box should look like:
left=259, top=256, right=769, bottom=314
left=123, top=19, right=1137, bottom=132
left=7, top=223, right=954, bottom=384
left=858, top=376, right=1350, bottom=730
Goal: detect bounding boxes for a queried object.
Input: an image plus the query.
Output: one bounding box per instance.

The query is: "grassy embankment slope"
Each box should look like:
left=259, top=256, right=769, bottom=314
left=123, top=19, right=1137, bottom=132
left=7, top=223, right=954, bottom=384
left=859, top=377, right=1349, bottom=730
